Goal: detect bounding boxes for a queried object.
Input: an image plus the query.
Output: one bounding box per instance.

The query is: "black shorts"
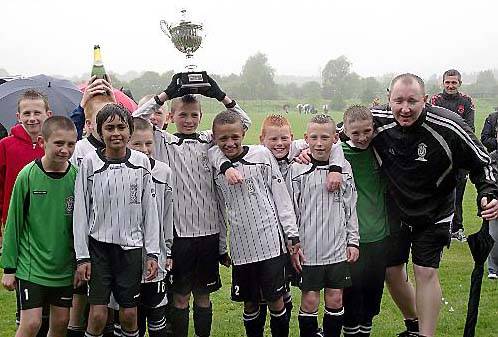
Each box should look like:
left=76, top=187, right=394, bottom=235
left=231, top=254, right=286, bottom=303
left=88, top=237, right=143, bottom=308
left=386, top=221, right=451, bottom=269
left=16, top=279, right=73, bottom=310
left=344, top=239, right=387, bottom=324
left=171, top=234, right=221, bottom=295
left=140, top=280, right=168, bottom=309
left=299, top=261, right=352, bottom=291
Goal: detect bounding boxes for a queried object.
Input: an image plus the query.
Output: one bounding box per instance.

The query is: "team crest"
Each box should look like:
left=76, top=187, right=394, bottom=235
left=416, top=143, right=428, bottom=162
left=457, top=104, right=465, bottom=115
left=200, top=153, right=210, bottom=171
left=130, top=184, right=140, bottom=204
left=65, top=196, right=74, bottom=215
left=245, top=178, right=256, bottom=195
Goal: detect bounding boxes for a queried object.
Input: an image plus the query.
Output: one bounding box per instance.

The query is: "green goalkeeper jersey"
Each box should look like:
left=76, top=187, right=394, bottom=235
left=1, top=160, right=77, bottom=287
left=342, top=142, right=389, bottom=243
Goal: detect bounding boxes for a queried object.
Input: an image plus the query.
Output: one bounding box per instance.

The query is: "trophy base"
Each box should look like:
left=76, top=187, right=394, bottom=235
left=180, top=71, right=211, bottom=89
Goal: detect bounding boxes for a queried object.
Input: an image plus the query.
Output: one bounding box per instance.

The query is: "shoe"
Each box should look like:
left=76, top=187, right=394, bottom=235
left=451, top=229, right=467, bottom=242
left=488, top=272, right=498, bottom=280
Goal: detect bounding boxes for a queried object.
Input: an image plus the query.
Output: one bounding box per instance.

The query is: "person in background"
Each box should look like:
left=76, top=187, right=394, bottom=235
left=431, top=69, right=475, bottom=242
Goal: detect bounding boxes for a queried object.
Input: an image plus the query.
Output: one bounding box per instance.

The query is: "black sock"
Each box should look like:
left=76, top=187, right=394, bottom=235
left=323, top=307, right=344, bottom=337
left=146, top=306, right=167, bottom=337
left=193, top=303, right=213, bottom=337
left=67, top=326, right=86, bottom=337
left=103, top=323, right=115, bottom=337
left=37, top=314, right=49, bottom=337
left=164, top=301, right=173, bottom=337
left=85, top=332, right=103, bottom=337
left=298, top=309, right=319, bottom=337
left=121, top=329, right=139, bottom=337
left=342, top=325, right=360, bottom=336
left=243, top=309, right=263, bottom=337
left=405, top=318, right=419, bottom=333
left=171, top=306, right=189, bottom=337
left=257, top=303, right=268, bottom=332
left=283, top=294, right=293, bottom=322
left=137, top=305, right=147, bottom=337
left=269, top=307, right=288, bottom=337
left=358, top=322, right=372, bottom=337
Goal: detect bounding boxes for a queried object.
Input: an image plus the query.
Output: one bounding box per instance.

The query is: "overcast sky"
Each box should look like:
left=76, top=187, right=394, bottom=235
left=2, top=0, right=497, bottom=80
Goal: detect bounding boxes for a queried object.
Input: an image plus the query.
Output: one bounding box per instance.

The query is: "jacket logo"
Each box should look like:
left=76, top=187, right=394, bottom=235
left=458, top=104, right=465, bottom=114
left=416, top=143, right=428, bottom=162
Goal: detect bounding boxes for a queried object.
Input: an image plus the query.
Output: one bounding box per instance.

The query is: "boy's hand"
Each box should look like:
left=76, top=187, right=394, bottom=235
left=2, top=274, right=16, bottom=291
left=346, top=246, right=360, bottom=263
left=164, top=73, right=188, bottom=100
left=225, top=167, right=244, bottom=185
left=219, top=252, right=232, bottom=267
left=165, top=258, right=173, bottom=271
left=290, top=245, right=305, bottom=273
left=76, top=262, right=92, bottom=282
left=146, top=258, right=158, bottom=281
left=295, top=149, right=312, bottom=164
left=326, top=172, right=341, bottom=192
left=200, top=74, right=226, bottom=101
left=82, top=76, right=116, bottom=108
left=480, top=196, right=498, bottom=220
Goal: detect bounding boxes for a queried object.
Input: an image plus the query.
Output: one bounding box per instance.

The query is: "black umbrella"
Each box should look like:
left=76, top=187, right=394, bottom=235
left=0, top=74, right=82, bottom=130
left=463, top=219, right=495, bottom=337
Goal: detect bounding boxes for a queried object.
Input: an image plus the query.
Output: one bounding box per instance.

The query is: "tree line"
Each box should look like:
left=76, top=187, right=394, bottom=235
left=2, top=54, right=498, bottom=108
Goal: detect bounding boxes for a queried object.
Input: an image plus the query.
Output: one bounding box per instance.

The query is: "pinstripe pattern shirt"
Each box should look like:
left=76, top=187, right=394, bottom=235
left=209, top=145, right=299, bottom=266
left=134, top=100, right=250, bottom=243
left=287, top=158, right=359, bottom=265
left=73, top=148, right=160, bottom=261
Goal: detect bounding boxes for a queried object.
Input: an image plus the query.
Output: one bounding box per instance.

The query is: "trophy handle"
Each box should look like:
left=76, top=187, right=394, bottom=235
left=160, top=20, right=171, bottom=38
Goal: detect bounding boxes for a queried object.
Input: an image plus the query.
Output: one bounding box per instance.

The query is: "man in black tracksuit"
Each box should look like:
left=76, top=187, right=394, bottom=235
left=480, top=107, right=498, bottom=153
left=431, top=69, right=475, bottom=241
left=372, top=73, right=498, bottom=337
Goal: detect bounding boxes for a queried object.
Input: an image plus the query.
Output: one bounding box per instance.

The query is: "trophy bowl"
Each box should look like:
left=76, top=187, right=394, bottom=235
left=160, top=9, right=210, bottom=89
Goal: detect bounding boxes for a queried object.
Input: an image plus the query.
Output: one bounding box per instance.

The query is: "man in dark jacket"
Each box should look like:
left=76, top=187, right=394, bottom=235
left=480, top=107, right=498, bottom=153
left=431, top=69, right=475, bottom=242
left=373, top=73, right=498, bottom=337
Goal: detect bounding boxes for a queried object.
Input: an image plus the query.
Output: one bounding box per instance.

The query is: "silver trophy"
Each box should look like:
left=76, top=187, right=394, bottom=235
left=160, top=9, right=210, bottom=89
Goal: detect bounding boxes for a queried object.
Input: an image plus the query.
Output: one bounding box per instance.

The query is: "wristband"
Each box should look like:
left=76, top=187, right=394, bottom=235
left=328, top=165, right=342, bottom=173
left=289, top=237, right=300, bottom=246
left=224, top=99, right=236, bottom=109
left=220, top=161, right=235, bottom=174
left=154, top=95, right=165, bottom=106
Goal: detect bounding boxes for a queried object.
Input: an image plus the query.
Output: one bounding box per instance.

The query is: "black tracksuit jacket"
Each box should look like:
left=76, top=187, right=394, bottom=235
left=372, top=104, right=497, bottom=227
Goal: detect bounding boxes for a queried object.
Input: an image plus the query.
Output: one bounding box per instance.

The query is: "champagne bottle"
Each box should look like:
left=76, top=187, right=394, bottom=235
left=91, top=45, right=107, bottom=79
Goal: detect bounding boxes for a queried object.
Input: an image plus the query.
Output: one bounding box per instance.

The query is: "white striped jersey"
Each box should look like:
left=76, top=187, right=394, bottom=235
left=134, top=99, right=251, bottom=242
left=209, top=139, right=346, bottom=181
left=277, top=140, right=345, bottom=179
left=73, top=148, right=160, bottom=261
left=209, top=145, right=299, bottom=266
left=287, top=158, right=359, bottom=266
left=143, top=158, right=173, bottom=283
left=70, top=134, right=104, bottom=167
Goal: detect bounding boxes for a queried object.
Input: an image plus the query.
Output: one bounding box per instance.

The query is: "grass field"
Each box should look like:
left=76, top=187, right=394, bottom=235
left=1, top=97, right=498, bottom=336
